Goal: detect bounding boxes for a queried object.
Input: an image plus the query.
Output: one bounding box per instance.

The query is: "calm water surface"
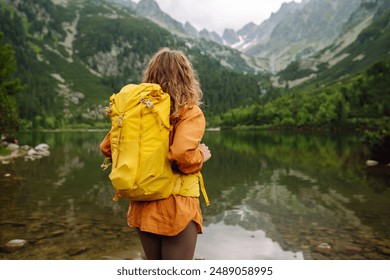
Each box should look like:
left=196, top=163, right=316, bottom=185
left=0, top=130, right=389, bottom=260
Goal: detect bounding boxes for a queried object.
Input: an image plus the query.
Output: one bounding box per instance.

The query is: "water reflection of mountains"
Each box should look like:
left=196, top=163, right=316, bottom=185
left=8, top=130, right=389, bottom=259
left=201, top=130, right=389, bottom=258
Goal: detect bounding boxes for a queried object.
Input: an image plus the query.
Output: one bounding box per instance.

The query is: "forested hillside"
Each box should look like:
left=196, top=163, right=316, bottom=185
left=222, top=60, right=390, bottom=128
left=0, top=32, right=21, bottom=136
left=0, top=0, right=267, bottom=133
left=222, top=1, right=390, bottom=129
left=218, top=0, right=390, bottom=158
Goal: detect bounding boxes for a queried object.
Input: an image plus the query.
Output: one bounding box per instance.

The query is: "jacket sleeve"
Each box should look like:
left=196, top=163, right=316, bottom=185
left=99, top=132, right=112, bottom=158
left=168, top=105, right=206, bottom=174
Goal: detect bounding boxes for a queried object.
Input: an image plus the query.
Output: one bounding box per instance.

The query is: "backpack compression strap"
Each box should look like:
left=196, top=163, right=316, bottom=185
left=172, top=173, right=211, bottom=206
left=140, top=98, right=171, bottom=131
left=198, top=173, right=210, bottom=206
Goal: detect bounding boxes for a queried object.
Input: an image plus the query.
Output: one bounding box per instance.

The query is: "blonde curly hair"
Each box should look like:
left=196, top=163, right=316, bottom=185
left=142, top=48, right=203, bottom=121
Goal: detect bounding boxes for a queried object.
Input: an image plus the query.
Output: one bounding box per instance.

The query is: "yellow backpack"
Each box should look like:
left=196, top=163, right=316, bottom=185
left=102, top=83, right=210, bottom=205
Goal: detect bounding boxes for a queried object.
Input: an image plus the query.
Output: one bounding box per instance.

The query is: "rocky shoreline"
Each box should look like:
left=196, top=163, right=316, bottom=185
left=0, top=213, right=144, bottom=260
left=0, top=141, right=50, bottom=164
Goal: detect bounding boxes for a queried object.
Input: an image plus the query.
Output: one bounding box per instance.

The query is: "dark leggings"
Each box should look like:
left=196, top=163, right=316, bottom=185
left=136, top=221, right=198, bottom=260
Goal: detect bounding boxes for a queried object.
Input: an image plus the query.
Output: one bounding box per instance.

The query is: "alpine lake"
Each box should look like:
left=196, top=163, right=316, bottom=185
left=0, top=130, right=389, bottom=260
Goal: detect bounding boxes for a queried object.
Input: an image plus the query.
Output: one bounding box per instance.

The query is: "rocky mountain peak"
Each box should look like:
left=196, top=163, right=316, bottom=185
left=184, top=21, right=199, bottom=38
left=222, top=28, right=239, bottom=45
left=135, top=0, right=161, bottom=15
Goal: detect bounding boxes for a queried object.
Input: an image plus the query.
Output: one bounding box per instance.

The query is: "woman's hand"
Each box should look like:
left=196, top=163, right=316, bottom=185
left=199, top=143, right=211, bottom=162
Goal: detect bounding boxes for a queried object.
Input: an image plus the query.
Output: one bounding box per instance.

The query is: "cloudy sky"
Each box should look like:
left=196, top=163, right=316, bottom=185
left=133, top=0, right=302, bottom=35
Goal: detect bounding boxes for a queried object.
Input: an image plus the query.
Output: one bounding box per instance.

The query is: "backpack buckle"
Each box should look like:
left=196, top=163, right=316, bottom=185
left=118, top=114, right=124, bottom=127
left=140, top=98, right=154, bottom=109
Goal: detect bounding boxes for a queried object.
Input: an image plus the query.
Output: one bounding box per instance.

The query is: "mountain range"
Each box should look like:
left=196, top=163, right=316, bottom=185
left=133, top=0, right=387, bottom=74
left=0, top=0, right=389, bottom=132
left=134, top=0, right=389, bottom=86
